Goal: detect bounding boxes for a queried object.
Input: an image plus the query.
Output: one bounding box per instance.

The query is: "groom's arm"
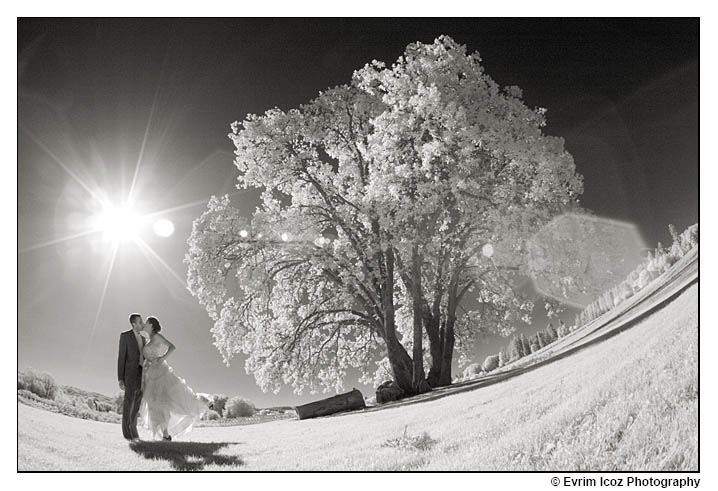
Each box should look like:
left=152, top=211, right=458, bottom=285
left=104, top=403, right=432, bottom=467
left=117, top=333, right=127, bottom=385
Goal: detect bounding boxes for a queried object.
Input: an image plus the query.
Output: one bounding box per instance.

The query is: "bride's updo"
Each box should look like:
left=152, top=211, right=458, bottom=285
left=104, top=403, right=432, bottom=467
left=147, top=316, right=162, bottom=334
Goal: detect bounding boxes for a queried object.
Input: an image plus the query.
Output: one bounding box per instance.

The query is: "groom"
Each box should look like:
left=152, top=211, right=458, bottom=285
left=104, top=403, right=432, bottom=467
left=118, top=313, right=146, bottom=441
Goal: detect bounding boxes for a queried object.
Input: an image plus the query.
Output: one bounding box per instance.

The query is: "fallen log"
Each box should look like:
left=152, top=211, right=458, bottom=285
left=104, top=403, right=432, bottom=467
left=294, top=388, right=366, bottom=420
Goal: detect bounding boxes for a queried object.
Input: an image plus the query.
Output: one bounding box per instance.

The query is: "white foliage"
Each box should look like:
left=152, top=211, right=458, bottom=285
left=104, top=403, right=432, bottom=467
left=185, top=36, right=583, bottom=392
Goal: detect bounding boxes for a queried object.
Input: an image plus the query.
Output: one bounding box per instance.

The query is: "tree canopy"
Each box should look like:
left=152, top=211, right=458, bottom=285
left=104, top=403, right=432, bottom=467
left=185, top=36, right=583, bottom=395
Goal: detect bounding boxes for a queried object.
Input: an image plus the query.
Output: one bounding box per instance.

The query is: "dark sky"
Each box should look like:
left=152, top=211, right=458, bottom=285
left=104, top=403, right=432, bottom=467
left=18, top=18, right=698, bottom=404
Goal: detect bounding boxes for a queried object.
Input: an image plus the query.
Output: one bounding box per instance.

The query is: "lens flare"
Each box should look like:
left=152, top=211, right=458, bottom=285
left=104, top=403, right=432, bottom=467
left=526, top=213, right=647, bottom=307
left=153, top=218, right=175, bottom=238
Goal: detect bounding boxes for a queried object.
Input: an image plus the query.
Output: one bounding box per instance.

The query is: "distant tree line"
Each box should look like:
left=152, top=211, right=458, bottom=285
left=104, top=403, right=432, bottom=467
left=18, top=368, right=119, bottom=423
left=573, top=223, right=698, bottom=328
left=463, top=223, right=698, bottom=380
left=17, top=367, right=272, bottom=423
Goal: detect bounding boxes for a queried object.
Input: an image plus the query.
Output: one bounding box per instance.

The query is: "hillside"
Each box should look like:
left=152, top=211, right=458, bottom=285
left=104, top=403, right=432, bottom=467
left=18, top=282, right=698, bottom=471
left=59, top=385, right=117, bottom=405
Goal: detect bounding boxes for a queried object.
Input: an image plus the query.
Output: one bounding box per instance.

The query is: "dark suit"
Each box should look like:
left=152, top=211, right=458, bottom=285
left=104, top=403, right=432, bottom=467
left=118, top=329, right=144, bottom=440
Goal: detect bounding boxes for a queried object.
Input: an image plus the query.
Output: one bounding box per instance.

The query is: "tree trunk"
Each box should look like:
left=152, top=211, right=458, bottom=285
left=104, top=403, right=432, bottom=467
left=437, top=315, right=455, bottom=386
left=425, top=312, right=443, bottom=387
left=435, top=269, right=459, bottom=387
left=393, top=243, right=440, bottom=392
left=410, top=244, right=430, bottom=393
left=381, top=246, right=415, bottom=394
left=386, top=334, right=414, bottom=393
left=425, top=265, right=445, bottom=388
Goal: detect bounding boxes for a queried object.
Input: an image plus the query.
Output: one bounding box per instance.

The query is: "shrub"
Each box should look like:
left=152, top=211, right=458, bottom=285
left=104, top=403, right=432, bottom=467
left=201, top=409, right=221, bottom=421
left=529, top=333, right=537, bottom=347
left=520, top=333, right=531, bottom=355
left=498, top=350, right=506, bottom=368
left=53, top=390, right=74, bottom=406
left=80, top=395, right=113, bottom=412
left=649, top=253, right=667, bottom=275
left=637, top=269, right=657, bottom=290
left=668, top=223, right=679, bottom=243
left=94, top=400, right=114, bottom=413
left=669, top=242, right=684, bottom=262
left=18, top=389, right=41, bottom=401
left=17, top=368, right=58, bottom=400
left=536, top=331, right=545, bottom=349
left=556, top=320, right=570, bottom=338
left=462, top=363, right=481, bottom=380
left=382, top=426, right=437, bottom=452
left=481, top=354, right=499, bottom=372
left=616, top=282, right=633, bottom=304
left=508, top=335, right=525, bottom=362
left=544, top=323, right=558, bottom=344
left=225, top=396, right=257, bottom=418
left=683, top=224, right=698, bottom=249
left=669, top=223, right=696, bottom=255
left=665, top=246, right=681, bottom=267
left=211, top=394, right=229, bottom=417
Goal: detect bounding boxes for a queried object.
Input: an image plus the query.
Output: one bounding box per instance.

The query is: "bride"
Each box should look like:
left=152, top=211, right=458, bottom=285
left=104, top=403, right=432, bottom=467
left=138, top=316, right=206, bottom=440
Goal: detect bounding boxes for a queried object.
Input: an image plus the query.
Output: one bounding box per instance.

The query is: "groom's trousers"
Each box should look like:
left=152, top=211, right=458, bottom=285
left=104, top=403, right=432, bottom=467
left=121, top=366, right=143, bottom=440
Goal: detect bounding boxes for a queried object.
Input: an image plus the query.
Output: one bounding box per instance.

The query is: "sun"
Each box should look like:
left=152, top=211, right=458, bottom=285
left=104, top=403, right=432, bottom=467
left=93, top=203, right=143, bottom=243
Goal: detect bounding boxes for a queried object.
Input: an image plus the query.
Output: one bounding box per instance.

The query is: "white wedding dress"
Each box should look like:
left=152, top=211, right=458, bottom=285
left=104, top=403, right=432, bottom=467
left=138, top=337, right=206, bottom=440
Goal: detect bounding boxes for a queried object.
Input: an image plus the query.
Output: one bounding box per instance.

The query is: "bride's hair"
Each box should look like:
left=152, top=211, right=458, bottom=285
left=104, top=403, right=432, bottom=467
left=147, top=316, right=162, bottom=334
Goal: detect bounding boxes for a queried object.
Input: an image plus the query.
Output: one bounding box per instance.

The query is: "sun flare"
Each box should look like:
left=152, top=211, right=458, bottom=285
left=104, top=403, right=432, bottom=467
left=93, top=203, right=143, bottom=244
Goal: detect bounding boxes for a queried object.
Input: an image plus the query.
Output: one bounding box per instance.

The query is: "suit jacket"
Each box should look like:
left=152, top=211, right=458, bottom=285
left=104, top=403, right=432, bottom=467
left=118, top=329, right=144, bottom=387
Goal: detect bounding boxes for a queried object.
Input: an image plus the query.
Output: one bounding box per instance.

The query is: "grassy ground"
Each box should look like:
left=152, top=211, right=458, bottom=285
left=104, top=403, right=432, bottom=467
left=18, top=283, right=697, bottom=471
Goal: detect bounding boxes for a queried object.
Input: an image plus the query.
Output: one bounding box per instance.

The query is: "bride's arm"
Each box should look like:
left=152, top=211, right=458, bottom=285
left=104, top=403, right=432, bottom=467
left=156, top=333, right=176, bottom=363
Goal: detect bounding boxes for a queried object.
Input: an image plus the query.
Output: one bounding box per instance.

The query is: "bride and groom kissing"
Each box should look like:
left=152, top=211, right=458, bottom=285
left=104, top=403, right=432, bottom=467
left=117, top=313, right=206, bottom=442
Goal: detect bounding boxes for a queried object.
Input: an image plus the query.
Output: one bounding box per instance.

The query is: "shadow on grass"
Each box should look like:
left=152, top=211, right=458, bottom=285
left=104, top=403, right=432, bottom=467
left=129, top=440, right=244, bottom=471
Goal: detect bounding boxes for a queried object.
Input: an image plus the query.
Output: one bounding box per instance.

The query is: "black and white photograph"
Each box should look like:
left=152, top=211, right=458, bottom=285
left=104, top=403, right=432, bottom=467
left=17, top=15, right=699, bottom=474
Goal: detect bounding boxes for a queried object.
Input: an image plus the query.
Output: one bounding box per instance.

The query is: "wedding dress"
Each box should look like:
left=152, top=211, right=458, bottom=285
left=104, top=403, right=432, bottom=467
left=138, top=337, right=206, bottom=439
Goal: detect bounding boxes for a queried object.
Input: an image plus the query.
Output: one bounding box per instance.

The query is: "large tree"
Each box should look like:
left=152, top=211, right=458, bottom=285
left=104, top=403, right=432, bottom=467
left=185, top=83, right=420, bottom=394
left=351, top=37, right=583, bottom=386
left=185, top=36, right=582, bottom=395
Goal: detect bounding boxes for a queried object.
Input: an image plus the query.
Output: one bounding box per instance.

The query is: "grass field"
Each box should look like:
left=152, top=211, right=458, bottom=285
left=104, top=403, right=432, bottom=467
left=18, top=283, right=698, bottom=471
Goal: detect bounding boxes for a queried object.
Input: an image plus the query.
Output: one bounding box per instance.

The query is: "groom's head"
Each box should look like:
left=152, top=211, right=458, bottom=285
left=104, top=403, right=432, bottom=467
left=129, top=313, right=143, bottom=330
